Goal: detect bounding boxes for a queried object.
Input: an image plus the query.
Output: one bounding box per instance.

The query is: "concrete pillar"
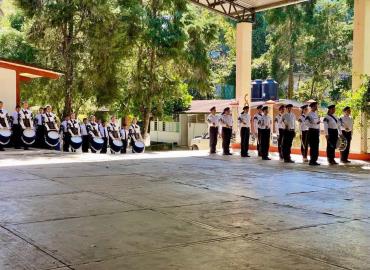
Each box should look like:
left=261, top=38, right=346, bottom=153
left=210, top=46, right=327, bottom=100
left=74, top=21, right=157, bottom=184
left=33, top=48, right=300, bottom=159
left=352, top=0, right=370, bottom=153
left=236, top=22, right=253, bottom=107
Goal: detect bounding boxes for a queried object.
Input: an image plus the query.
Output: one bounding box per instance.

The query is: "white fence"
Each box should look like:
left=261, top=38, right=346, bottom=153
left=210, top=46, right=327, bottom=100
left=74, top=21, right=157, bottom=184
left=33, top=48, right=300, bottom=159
left=150, top=121, right=181, bottom=144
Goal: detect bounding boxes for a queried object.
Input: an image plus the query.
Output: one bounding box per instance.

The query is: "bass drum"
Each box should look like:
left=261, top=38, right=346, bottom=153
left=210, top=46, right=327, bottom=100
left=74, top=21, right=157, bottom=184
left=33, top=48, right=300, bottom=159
left=22, top=129, right=36, bottom=145
left=110, top=139, right=123, bottom=153
left=45, top=130, right=60, bottom=147
left=132, top=140, right=145, bottom=153
left=337, top=135, right=348, bottom=151
left=90, top=137, right=104, bottom=152
left=70, top=136, right=83, bottom=150
left=0, top=129, right=12, bottom=145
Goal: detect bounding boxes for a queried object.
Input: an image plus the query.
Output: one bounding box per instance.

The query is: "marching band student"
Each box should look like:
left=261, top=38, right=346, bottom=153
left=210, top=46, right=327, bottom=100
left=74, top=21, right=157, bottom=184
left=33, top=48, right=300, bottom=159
left=99, top=120, right=109, bottom=154
left=87, top=115, right=101, bottom=153
left=220, top=107, right=233, bottom=155
left=43, top=105, right=60, bottom=150
left=281, top=104, right=296, bottom=163
left=80, top=118, right=89, bottom=153
left=19, top=101, right=34, bottom=150
left=61, top=115, right=70, bottom=152
left=107, top=116, right=121, bottom=154
left=305, top=102, right=321, bottom=166
left=258, top=106, right=272, bottom=160
left=11, top=105, right=22, bottom=149
left=120, top=122, right=129, bottom=154
left=238, top=105, right=251, bottom=157
left=67, top=113, right=80, bottom=152
left=275, top=105, right=285, bottom=160
left=298, top=105, right=309, bottom=162
left=0, top=101, right=10, bottom=151
left=207, top=106, right=219, bottom=154
left=323, top=105, right=341, bottom=165
left=339, top=107, right=353, bottom=163
left=35, top=107, right=44, bottom=148
left=253, top=105, right=263, bottom=156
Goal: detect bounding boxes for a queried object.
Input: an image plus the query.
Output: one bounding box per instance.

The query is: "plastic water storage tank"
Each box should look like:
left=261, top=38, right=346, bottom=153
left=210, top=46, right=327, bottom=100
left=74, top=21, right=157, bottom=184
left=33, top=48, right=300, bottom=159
left=262, top=79, right=278, bottom=101
left=251, top=79, right=263, bottom=101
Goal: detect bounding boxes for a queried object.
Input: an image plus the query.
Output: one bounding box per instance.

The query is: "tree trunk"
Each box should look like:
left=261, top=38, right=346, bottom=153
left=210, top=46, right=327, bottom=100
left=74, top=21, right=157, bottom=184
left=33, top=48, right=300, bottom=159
left=63, top=19, right=74, bottom=117
left=287, top=17, right=294, bottom=99
left=310, top=78, right=316, bottom=99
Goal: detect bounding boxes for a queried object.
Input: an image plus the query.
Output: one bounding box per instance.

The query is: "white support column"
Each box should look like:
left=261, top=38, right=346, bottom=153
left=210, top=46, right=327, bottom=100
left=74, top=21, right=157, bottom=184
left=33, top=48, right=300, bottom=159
left=352, top=0, right=370, bottom=153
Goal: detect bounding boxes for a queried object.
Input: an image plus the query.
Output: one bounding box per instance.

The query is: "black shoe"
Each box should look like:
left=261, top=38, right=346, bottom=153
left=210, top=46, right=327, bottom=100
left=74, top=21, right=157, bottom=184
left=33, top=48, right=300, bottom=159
left=309, top=162, right=320, bottom=166
left=262, top=157, right=271, bottom=160
left=245, top=154, right=251, bottom=157
left=329, top=160, right=338, bottom=165
left=341, top=160, right=351, bottom=164
left=284, top=160, right=295, bottom=163
left=0, top=148, right=5, bottom=151
left=15, top=147, right=21, bottom=149
left=24, top=147, right=29, bottom=150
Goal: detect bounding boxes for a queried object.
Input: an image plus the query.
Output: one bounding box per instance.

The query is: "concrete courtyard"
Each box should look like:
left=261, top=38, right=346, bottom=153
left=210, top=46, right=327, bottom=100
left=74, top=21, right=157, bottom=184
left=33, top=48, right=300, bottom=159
left=0, top=149, right=370, bottom=270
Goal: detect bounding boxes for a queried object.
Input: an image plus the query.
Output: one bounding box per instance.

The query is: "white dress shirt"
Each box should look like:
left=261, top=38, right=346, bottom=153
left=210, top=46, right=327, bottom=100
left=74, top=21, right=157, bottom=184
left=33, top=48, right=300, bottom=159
left=120, top=128, right=129, bottom=140
left=253, top=113, right=263, bottom=132
left=274, top=113, right=285, bottom=135
left=339, top=115, right=353, bottom=132
left=298, top=114, right=309, bottom=132
left=282, top=112, right=296, bottom=131
left=207, top=114, right=220, bottom=128
left=0, top=109, right=10, bottom=129
left=35, top=114, right=43, bottom=125
left=68, top=119, right=80, bottom=135
left=238, top=112, right=250, bottom=128
left=258, top=115, right=272, bottom=130
left=80, top=124, right=88, bottom=136
left=305, top=111, right=320, bottom=129
left=323, top=114, right=341, bottom=136
left=12, top=111, right=21, bottom=125
left=220, top=114, right=233, bottom=128
left=99, top=125, right=108, bottom=138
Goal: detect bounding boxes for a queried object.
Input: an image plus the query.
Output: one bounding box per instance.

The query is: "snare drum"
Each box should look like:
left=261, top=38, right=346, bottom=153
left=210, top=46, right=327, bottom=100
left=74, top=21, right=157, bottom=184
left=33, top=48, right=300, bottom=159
left=132, top=140, right=145, bottom=153
left=110, top=139, right=123, bottom=153
left=0, top=129, right=11, bottom=145
left=45, top=130, right=60, bottom=147
left=70, top=136, right=83, bottom=150
left=90, top=137, right=104, bottom=152
left=22, top=129, right=36, bottom=145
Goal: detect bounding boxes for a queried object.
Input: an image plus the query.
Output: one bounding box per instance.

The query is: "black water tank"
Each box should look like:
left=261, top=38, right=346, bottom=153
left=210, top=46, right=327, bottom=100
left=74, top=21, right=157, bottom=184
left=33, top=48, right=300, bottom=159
left=251, top=79, right=263, bottom=101
left=262, top=79, right=278, bottom=100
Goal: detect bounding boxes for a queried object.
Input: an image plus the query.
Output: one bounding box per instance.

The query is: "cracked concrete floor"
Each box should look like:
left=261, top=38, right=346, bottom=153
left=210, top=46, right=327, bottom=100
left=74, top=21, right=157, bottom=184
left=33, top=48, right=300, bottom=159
left=0, top=150, right=370, bottom=270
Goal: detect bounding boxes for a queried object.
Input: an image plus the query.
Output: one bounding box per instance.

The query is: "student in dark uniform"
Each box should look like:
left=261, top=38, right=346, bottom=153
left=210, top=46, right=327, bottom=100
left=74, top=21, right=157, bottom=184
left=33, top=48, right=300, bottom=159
left=220, top=107, right=233, bottom=155
left=99, top=120, right=108, bottom=154
left=253, top=105, right=263, bottom=156
left=35, top=107, right=44, bottom=148
left=238, top=105, right=251, bottom=157
left=61, top=115, right=71, bottom=152
left=120, top=122, right=129, bottom=154
left=339, top=106, right=353, bottom=163
left=258, top=106, right=272, bottom=160
left=281, top=104, right=296, bottom=163
left=11, top=105, right=22, bottom=149
left=298, top=105, right=309, bottom=162
left=80, top=118, right=89, bottom=153
left=305, top=102, right=321, bottom=166
left=323, top=104, right=341, bottom=165
left=207, top=106, right=219, bottom=154
left=0, top=101, right=11, bottom=151
left=275, top=105, right=285, bottom=160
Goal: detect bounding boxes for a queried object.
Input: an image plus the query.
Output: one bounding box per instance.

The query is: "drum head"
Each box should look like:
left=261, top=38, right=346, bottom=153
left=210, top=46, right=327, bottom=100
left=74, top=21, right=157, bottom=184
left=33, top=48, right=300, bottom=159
left=135, top=141, right=145, bottom=147
left=0, top=129, right=11, bottom=137
left=23, top=129, right=36, bottom=137
left=71, top=136, right=83, bottom=143
left=93, top=137, right=104, bottom=144
left=48, top=131, right=59, bottom=139
left=113, top=139, right=123, bottom=147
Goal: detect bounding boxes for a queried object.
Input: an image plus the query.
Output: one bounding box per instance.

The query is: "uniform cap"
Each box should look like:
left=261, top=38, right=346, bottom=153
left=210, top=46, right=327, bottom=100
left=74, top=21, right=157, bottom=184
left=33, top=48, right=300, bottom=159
left=309, top=102, right=318, bottom=108
left=257, top=105, right=263, bottom=110
left=223, top=107, right=230, bottom=112
left=278, top=105, right=285, bottom=110
left=285, top=104, right=293, bottom=108
left=243, top=105, right=249, bottom=110
left=262, top=106, right=268, bottom=111
left=210, top=106, right=216, bottom=112
left=327, top=104, right=336, bottom=109
left=300, top=104, right=308, bottom=110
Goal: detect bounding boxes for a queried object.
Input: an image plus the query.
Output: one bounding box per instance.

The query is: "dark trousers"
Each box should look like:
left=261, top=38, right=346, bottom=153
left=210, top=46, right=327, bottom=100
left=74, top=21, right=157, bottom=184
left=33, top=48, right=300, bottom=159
left=63, top=133, right=71, bottom=152
left=260, top=129, right=270, bottom=159
left=283, top=130, right=295, bottom=161
left=35, top=125, right=44, bottom=148
left=101, top=137, right=108, bottom=154
left=240, top=127, right=250, bottom=157
left=82, top=135, right=89, bottom=153
left=12, top=124, right=23, bottom=149
left=209, top=126, right=218, bottom=153
left=308, top=128, right=320, bottom=163
left=327, top=129, right=338, bottom=162
left=277, top=128, right=285, bottom=159
left=301, top=130, right=309, bottom=158
left=257, top=128, right=262, bottom=156
left=222, top=127, right=232, bottom=154
left=340, top=131, right=352, bottom=161
left=121, top=139, right=128, bottom=154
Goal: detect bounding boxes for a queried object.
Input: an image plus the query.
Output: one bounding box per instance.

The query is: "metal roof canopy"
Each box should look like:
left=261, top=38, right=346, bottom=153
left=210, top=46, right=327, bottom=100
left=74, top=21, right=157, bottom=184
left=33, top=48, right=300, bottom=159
left=189, top=0, right=307, bottom=22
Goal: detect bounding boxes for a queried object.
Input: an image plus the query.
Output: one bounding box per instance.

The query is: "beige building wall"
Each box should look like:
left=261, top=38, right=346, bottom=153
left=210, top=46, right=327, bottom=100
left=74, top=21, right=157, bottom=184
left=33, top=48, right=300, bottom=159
left=0, top=67, right=17, bottom=111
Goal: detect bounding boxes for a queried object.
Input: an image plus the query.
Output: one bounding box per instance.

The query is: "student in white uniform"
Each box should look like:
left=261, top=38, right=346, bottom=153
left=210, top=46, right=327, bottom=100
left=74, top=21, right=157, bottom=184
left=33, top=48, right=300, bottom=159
left=238, top=105, right=251, bottom=157
left=274, top=105, right=285, bottom=159
left=305, top=102, right=321, bottom=166
left=120, top=122, right=129, bottom=154
left=80, top=118, right=89, bottom=153
left=11, top=105, right=23, bottom=149
left=323, top=104, right=341, bottom=165
left=107, top=116, right=121, bottom=154
left=99, top=120, right=109, bottom=154
left=281, top=104, right=296, bottom=163
left=61, top=115, right=70, bottom=152
left=19, top=101, right=34, bottom=150
left=0, top=101, right=11, bottom=151
left=67, top=113, right=81, bottom=152
left=43, top=105, right=60, bottom=150
left=207, top=106, right=219, bottom=154
left=220, top=107, right=233, bottom=155
left=298, top=105, right=309, bottom=162
left=258, top=106, right=272, bottom=160
left=129, top=117, right=143, bottom=153
left=339, top=106, right=353, bottom=163
left=87, top=115, right=101, bottom=153
left=253, top=105, right=263, bottom=156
